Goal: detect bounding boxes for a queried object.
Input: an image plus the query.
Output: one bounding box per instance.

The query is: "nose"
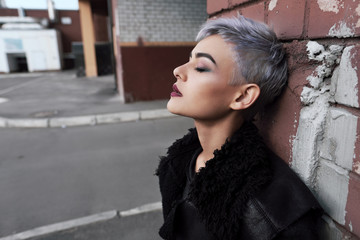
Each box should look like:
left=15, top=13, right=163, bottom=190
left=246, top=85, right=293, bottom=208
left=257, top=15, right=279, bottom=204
left=173, top=64, right=186, bottom=82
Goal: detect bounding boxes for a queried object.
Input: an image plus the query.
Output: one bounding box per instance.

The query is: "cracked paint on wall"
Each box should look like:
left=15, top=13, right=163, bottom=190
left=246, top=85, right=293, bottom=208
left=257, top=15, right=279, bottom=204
left=331, top=46, right=359, bottom=108
left=291, top=42, right=356, bottom=226
left=356, top=3, right=360, bottom=28
left=268, top=0, right=278, bottom=11
left=294, top=40, right=360, bottom=228
left=354, top=161, right=360, bottom=175
left=329, top=21, right=355, bottom=38
left=317, top=0, right=344, bottom=14
left=292, top=41, right=341, bottom=186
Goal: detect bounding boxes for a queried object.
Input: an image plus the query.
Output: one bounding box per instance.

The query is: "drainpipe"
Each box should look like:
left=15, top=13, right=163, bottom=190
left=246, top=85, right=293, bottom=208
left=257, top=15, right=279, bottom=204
left=107, top=0, right=118, bottom=92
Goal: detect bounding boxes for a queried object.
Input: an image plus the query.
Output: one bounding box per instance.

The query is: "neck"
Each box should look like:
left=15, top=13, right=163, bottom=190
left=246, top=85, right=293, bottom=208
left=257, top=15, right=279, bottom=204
left=194, top=114, right=244, bottom=163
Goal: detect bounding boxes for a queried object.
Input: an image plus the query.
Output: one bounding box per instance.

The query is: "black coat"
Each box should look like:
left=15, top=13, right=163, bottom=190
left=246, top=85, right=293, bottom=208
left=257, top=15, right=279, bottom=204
left=156, top=122, right=323, bottom=240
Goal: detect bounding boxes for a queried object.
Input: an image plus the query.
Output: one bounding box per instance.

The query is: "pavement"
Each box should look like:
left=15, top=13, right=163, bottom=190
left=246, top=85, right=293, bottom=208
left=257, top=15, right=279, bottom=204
left=0, top=70, right=175, bottom=128
left=0, top=202, right=163, bottom=240
left=0, top=70, right=173, bottom=239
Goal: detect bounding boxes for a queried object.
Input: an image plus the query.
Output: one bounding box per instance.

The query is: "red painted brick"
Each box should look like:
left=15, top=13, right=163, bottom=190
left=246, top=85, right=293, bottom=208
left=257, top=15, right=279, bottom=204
left=308, top=0, right=360, bottom=38
left=207, top=0, right=229, bottom=15
left=0, top=8, right=18, bottom=16
left=284, top=40, right=319, bottom=96
left=214, top=10, right=240, bottom=19
left=241, top=1, right=265, bottom=23
left=285, top=40, right=314, bottom=71
left=267, top=0, right=306, bottom=39
left=256, top=85, right=302, bottom=163
left=256, top=41, right=318, bottom=163
left=229, top=0, right=252, bottom=7
left=345, top=172, right=360, bottom=236
left=256, top=71, right=308, bottom=163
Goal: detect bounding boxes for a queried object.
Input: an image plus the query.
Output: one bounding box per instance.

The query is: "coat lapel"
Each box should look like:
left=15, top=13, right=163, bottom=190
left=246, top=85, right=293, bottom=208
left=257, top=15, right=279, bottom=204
left=158, top=122, right=272, bottom=239
left=187, top=122, right=272, bottom=239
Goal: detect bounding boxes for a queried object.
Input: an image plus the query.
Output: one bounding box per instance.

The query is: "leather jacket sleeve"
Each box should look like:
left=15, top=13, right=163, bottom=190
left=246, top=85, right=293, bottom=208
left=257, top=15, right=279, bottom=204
left=274, top=210, right=323, bottom=240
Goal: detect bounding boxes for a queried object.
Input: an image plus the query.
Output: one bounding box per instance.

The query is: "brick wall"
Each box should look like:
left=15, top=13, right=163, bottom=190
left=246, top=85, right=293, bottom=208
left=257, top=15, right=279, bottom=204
left=207, top=0, right=360, bottom=238
left=116, top=0, right=207, bottom=43
left=113, top=0, right=207, bottom=101
left=120, top=46, right=193, bottom=101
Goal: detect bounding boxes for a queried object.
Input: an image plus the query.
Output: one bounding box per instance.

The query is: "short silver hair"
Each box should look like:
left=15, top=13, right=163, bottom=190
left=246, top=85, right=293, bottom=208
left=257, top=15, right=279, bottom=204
left=196, top=16, right=288, bottom=114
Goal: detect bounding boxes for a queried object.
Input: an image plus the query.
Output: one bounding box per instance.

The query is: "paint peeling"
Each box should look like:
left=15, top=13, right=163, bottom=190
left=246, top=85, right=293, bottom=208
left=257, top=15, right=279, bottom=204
left=306, top=42, right=343, bottom=91
left=292, top=93, right=329, bottom=186
left=356, top=3, right=360, bottom=15
left=356, top=4, right=360, bottom=28
left=301, top=86, right=319, bottom=105
left=349, top=221, right=353, bottom=232
left=307, top=76, right=322, bottom=90
left=269, top=0, right=278, bottom=11
left=288, top=112, right=298, bottom=164
left=328, top=21, right=355, bottom=38
left=307, top=65, right=333, bottom=89
left=293, top=41, right=344, bottom=188
left=327, top=45, right=344, bottom=65
left=307, top=41, right=326, bottom=61
left=317, top=0, right=344, bottom=13
left=332, top=46, right=359, bottom=108
left=354, top=161, right=360, bottom=175
left=357, top=19, right=360, bottom=29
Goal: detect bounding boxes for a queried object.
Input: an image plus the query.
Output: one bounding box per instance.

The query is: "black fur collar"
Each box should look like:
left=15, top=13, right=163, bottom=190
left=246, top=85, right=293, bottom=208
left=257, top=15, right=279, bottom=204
left=162, top=121, right=273, bottom=239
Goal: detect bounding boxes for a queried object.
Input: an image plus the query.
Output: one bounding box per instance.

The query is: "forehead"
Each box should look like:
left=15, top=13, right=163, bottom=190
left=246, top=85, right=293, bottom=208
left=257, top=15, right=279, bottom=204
left=192, top=35, right=235, bottom=65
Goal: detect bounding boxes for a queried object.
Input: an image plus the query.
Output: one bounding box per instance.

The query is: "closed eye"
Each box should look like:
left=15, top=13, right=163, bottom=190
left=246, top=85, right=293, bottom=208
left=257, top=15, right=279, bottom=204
left=195, top=67, right=210, bottom=73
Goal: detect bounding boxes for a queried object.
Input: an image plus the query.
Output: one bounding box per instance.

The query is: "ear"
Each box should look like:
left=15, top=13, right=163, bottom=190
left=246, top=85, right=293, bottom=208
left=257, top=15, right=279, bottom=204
left=230, top=84, right=260, bottom=110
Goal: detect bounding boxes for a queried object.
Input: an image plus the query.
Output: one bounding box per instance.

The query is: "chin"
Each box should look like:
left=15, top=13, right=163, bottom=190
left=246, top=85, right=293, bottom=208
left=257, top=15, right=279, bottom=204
left=167, top=100, right=188, bottom=117
left=167, top=104, right=180, bottom=115
left=166, top=99, right=177, bottom=114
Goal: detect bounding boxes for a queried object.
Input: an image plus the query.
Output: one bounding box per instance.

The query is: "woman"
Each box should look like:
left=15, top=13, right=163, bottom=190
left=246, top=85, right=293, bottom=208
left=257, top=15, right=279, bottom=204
left=156, top=16, right=323, bottom=240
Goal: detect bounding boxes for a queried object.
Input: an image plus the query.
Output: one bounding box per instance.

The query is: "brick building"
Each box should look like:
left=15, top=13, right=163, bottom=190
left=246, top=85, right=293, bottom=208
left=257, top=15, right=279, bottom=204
left=0, top=0, right=207, bottom=101
left=206, top=0, right=360, bottom=238
left=112, top=0, right=207, bottom=102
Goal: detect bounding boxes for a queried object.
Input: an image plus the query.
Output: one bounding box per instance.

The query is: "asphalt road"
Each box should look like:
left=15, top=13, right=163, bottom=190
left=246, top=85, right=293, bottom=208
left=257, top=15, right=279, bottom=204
left=0, top=117, right=193, bottom=237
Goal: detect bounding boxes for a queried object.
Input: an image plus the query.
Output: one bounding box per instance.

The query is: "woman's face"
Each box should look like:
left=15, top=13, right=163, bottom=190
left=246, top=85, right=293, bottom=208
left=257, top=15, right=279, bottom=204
left=167, top=35, right=239, bottom=122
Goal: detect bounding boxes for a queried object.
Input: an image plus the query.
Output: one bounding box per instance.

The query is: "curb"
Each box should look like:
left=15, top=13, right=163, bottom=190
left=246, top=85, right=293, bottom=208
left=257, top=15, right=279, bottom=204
left=0, top=202, right=162, bottom=240
left=0, top=109, right=176, bottom=128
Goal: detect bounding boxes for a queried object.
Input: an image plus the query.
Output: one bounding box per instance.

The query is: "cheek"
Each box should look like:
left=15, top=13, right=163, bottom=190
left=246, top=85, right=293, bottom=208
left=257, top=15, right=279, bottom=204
left=191, top=86, right=232, bottom=112
left=197, top=82, right=234, bottom=102
left=187, top=71, right=234, bottom=102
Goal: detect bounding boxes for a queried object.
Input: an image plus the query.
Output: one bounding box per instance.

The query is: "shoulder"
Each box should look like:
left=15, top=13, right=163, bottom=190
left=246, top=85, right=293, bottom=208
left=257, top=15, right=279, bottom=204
left=246, top=151, right=323, bottom=238
left=257, top=151, right=322, bottom=219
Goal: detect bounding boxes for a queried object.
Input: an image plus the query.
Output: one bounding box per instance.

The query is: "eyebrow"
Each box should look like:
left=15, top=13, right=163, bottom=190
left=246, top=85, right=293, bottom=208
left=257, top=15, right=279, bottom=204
left=190, top=52, right=217, bottom=65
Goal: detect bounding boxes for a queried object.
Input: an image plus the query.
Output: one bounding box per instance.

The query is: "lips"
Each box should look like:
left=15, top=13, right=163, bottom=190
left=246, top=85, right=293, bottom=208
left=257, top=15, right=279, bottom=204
left=171, top=84, right=182, bottom=97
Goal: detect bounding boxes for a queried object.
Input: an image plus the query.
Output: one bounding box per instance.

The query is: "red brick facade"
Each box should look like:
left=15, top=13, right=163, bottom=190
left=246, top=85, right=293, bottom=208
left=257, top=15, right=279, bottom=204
left=207, top=0, right=360, bottom=238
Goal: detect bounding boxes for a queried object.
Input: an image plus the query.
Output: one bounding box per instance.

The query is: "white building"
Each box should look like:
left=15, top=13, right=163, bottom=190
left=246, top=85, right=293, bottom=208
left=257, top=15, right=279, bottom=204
left=0, top=16, right=62, bottom=73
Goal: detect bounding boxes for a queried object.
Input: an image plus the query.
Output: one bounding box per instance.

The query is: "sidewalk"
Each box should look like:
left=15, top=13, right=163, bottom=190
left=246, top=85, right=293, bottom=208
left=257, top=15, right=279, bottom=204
left=0, top=202, right=163, bottom=240
left=0, top=71, right=168, bottom=239
left=0, top=71, right=174, bottom=128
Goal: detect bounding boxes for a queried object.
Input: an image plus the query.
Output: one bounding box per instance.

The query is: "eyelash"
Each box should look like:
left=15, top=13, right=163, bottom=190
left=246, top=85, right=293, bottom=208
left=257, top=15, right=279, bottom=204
left=195, top=67, right=209, bottom=73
